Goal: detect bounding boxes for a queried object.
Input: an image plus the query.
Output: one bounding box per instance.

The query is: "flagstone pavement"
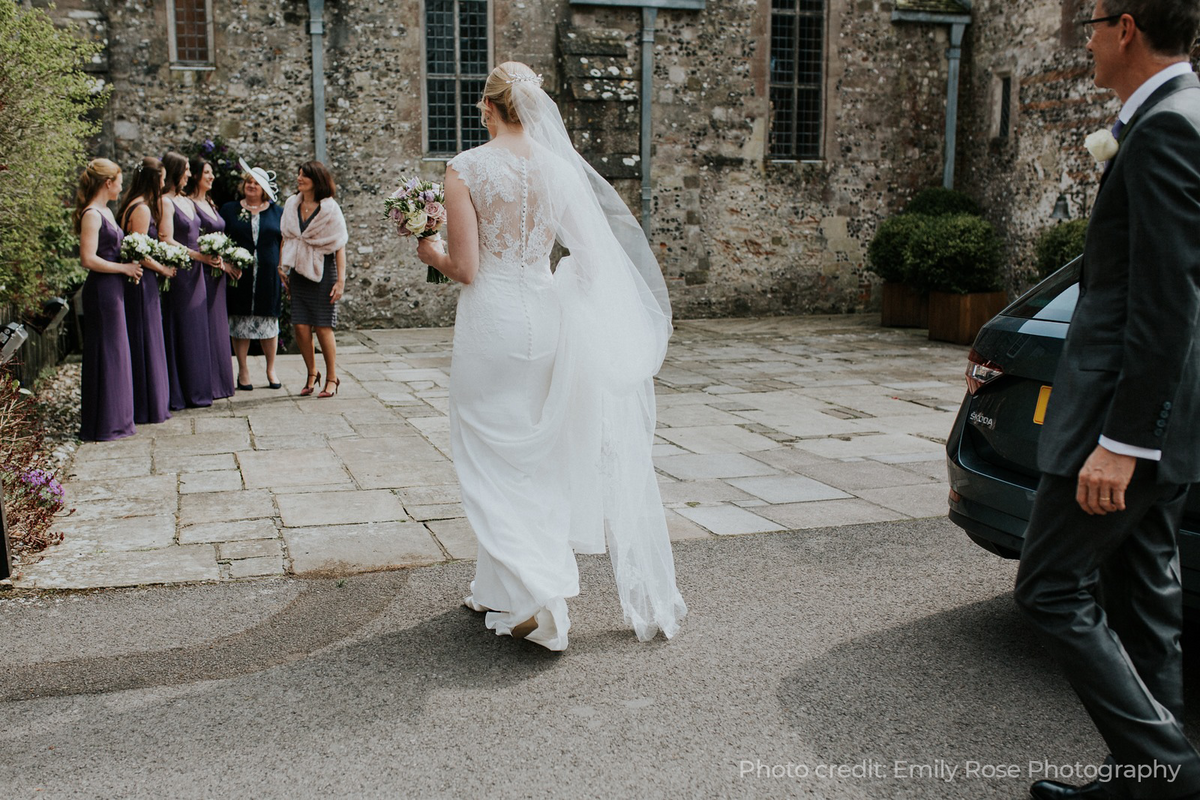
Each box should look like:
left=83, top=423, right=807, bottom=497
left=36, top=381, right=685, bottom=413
left=14, top=314, right=971, bottom=590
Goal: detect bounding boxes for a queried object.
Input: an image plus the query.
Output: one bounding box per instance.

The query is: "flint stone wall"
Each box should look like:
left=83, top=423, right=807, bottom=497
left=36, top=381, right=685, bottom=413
left=43, top=0, right=1112, bottom=327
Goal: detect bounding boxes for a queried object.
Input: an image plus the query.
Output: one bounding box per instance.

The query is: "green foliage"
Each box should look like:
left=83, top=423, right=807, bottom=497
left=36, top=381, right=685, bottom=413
left=39, top=207, right=86, bottom=296
left=182, top=136, right=247, bottom=207
left=1034, top=219, right=1088, bottom=278
left=903, top=187, right=981, bottom=218
left=904, top=214, right=1004, bottom=295
left=867, top=214, right=933, bottom=284
left=0, top=4, right=108, bottom=314
left=0, top=372, right=65, bottom=559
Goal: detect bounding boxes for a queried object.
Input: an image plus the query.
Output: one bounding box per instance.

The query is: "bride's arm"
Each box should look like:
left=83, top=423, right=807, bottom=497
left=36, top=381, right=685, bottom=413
left=416, top=166, right=478, bottom=285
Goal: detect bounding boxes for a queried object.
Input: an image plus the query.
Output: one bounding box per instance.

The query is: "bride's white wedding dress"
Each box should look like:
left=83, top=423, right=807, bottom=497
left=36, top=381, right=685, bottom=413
left=446, top=87, right=686, bottom=651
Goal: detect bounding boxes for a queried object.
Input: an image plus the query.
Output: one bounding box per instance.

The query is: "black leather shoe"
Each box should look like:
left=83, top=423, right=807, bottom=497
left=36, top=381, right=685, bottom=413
left=236, top=382, right=254, bottom=391
left=1029, top=778, right=1124, bottom=799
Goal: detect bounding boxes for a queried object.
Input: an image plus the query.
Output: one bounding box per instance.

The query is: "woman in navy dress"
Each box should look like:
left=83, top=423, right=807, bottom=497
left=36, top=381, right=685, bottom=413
left=73, top=158, right=142, bottom=442
left=220, top=163, right=284, bottom=390
left=187, top=156, right=239, bottom=400
left=158, top=151, right=216, bottom=410
left=115, top=156, right=174, bottom=425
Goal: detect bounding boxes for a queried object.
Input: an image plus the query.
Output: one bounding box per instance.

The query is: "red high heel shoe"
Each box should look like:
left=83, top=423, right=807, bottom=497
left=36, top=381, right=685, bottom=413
left=300, top=371, right=321, bottom=397
left=318, top=377, right=340, bottom=398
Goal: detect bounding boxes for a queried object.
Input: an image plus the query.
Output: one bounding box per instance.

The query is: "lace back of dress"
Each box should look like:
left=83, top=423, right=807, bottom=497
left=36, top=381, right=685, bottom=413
left=460, top=147, right=555, bottom=270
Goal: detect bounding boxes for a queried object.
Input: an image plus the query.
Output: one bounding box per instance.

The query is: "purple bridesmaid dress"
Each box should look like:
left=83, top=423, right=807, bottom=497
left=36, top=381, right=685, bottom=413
left=80, top=211, right=136, bottom=442
left=161, top=202, right=213, bottom=409
left=196, top=203, right=235, bottom=399
left=123, top=212, right=171, bottom=424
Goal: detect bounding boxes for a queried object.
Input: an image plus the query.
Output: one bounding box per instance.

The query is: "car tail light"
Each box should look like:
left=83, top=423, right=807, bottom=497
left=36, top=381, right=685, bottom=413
left=965, top=348, right=1004, bottom=395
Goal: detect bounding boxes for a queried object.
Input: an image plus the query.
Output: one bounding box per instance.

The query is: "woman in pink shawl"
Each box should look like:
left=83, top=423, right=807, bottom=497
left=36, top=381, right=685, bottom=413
left=279, top=161, right=348, bottom=397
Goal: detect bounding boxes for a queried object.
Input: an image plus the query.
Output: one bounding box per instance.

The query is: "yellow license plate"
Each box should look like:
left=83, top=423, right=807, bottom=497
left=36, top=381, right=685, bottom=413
left=1033, top=386, right=1052, bottom=425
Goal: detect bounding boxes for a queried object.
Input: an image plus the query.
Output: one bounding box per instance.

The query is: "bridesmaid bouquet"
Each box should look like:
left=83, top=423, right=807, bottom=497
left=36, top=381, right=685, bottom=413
left=225, top=246, right=254, bottom=288
left=152, top=242, right=192, bottom=292
left=198, top=232, right=232, bottom=279
left=384, top=176, right=449, bottom=284
left=119, top=232, right=158, bottom=283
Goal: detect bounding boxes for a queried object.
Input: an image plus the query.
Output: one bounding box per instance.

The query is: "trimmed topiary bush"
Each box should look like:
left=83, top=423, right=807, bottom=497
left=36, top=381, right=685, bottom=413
left=868, top=214, right=933, bottom=284
left=904, top=214, right=1004, bottom=295
left=1034, top=219, right=1088, bottom=278
left=904, top=187, right=981, bottom=218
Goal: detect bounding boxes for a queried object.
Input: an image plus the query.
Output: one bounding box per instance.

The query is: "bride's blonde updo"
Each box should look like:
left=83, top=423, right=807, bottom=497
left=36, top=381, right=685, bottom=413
left=478, top=61, right=539, bottom=127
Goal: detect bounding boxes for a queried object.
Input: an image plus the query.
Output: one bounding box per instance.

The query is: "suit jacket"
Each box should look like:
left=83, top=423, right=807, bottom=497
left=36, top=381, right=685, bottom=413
left=219, top=201, right=284, bottom=319
left=1039, top=73, right=1200, bottom=485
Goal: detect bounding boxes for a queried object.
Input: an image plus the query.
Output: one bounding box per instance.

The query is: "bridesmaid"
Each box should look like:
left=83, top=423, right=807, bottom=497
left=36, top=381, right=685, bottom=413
left=72, top=158, right=141, bottom=442
left=115, top=156, right=174, bottom=425
left=220, top=161, right=284, bottom=390
left=186, top=156, right=239, bottom=400
left=158, top=151, right=215, bottom=410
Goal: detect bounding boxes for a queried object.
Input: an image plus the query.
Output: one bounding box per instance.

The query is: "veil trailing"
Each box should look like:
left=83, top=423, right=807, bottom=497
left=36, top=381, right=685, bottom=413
left=510, top=78, right=687, bottom=641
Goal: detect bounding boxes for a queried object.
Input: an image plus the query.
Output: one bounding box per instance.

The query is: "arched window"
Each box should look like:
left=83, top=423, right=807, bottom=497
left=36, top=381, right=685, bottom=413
left=769, top=0, right=825, bottom=160
left=424, top=0, right=492, bottom=156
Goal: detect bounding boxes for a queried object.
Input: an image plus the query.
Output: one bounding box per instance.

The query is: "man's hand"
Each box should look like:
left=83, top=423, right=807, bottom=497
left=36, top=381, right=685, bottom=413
left=1076, top=445, right=1137, bottom=515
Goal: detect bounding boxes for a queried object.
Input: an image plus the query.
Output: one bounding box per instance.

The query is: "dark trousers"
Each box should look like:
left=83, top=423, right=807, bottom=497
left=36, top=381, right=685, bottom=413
left=1015, top=463, right=1200, bottom=799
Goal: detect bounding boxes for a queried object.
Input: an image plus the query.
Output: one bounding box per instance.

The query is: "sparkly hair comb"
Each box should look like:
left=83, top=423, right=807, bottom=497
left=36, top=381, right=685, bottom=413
left=505, top=73, right=543, bottom=86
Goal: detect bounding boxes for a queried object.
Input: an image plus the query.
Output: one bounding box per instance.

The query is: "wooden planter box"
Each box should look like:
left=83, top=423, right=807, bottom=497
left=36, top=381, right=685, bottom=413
left=928, top=291, right=1010, bottom=346
left=880, top=282, right=929, bottom=328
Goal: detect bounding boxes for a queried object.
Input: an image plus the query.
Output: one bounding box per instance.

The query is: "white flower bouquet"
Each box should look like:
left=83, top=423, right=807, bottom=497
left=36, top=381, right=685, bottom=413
left=198, top=232, right=232, bottom=279
left=119, top=232, right=158, bottom=283
left=384, top=176, right=449, bottom=284
left=152, top=241, right=192, bottom=292
left=225, top=246, right=254, bottom=288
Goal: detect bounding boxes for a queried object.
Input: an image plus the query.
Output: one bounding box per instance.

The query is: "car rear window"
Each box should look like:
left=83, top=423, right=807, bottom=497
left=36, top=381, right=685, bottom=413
left=1004, top=258, right=1081, bottom=322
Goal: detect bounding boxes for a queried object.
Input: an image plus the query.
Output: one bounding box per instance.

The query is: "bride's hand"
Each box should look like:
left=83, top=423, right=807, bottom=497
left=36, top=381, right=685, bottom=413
left=415, top=235, right=445, bottom=266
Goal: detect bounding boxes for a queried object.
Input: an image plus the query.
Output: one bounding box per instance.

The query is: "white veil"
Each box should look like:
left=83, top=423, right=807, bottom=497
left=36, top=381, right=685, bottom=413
left=510, top=77, right=687, bottom=641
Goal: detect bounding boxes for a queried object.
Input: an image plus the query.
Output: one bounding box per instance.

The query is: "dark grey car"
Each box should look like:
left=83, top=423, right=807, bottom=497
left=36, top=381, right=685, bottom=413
left=945, top=258, right=1200, bottom=607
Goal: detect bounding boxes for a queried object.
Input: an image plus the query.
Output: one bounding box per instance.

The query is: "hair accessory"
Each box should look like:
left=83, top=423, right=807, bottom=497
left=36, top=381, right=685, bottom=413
left=505, top=73, right=543, bottom=86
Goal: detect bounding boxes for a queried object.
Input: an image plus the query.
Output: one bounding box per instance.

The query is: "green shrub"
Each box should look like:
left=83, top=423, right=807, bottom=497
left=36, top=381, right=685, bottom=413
left=0, top=4, right=107, bottom=314
left=867, top=214, right=933, bottom=284
left=904, top=187, right=981, bottom=218
left=39, top=208, right=86, bottom=297
left=904, top=214, right=1004, bottom=295
left=1034, top=219, right=1088, bottom=278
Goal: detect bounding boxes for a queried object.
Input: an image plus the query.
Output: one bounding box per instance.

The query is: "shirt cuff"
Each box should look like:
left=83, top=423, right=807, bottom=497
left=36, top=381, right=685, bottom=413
left=1099, top=435, right=1162, bottom=461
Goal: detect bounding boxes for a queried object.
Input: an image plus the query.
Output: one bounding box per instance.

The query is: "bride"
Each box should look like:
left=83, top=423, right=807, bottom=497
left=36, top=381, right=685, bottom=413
left=416, top=61, right=686, bottom=651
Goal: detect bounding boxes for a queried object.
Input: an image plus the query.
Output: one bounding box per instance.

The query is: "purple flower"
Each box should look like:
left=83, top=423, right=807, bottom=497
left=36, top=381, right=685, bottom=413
left=420, top=190, right=436, bottom=203
left=201, top=139, right=215, bottom=153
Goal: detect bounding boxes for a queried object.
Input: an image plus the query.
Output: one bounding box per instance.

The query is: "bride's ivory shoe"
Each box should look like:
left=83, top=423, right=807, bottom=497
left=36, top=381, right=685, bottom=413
left=510, top=616, right=538, bottom=639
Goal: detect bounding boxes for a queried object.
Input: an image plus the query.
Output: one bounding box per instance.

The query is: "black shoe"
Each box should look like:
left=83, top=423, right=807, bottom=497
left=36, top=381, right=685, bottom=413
left=236, top=382, right=254, bottom=391
left=1030, top=778, right=1124, bottom=799
left=267, top=381, right=282, bottom=389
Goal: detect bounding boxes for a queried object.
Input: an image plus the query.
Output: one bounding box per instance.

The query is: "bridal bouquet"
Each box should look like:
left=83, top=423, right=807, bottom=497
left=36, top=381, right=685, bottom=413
left=119, top=232, right=158, bottom=283
left=384, top=176, right=450, bottom=283
left=198, top=232, right=232, bottom=279
left=153, top=241, right=192, bottom=292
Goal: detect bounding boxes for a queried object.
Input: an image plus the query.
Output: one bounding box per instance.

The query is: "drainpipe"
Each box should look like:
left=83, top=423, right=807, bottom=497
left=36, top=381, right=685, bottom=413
left=307, top=0, right=328, bottom=164
left=892, top=4, right=972, bottom=189
left=639, top=7, right=656, bottom=238
left=943, top=22, right=966, bottom=188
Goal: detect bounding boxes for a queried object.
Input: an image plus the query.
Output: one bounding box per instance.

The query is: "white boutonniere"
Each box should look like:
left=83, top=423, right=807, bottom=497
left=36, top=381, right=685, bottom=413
left=1085, top=129, right=1119, bottom=163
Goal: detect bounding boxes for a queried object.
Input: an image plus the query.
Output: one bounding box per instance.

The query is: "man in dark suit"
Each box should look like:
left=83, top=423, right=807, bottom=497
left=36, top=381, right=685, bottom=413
left=1014, top=2, right=1200, bottom=799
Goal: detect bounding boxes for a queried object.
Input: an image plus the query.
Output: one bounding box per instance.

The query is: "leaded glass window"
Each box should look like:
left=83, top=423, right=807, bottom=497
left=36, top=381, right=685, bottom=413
left=425, top=0, right=491, bottom=156
left=170, top=0, right=213, bottom=66
left=769, top=0, right=825, bottom=160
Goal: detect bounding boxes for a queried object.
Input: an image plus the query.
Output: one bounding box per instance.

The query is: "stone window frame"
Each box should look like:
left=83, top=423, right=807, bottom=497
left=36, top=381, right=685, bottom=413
left=766, top=0, right=829, bottom=163
left=421, top=0, right=494, bottom=160
left=166, top=0, right=216, bottom=71
left=990, top=70, right=1018, bottom=142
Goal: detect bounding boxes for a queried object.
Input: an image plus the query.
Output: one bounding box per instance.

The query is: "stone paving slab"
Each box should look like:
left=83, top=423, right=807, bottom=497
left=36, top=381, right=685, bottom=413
left=13, top=315, right=970, bottom=589
left=285, top=522, right=445, bottom=574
